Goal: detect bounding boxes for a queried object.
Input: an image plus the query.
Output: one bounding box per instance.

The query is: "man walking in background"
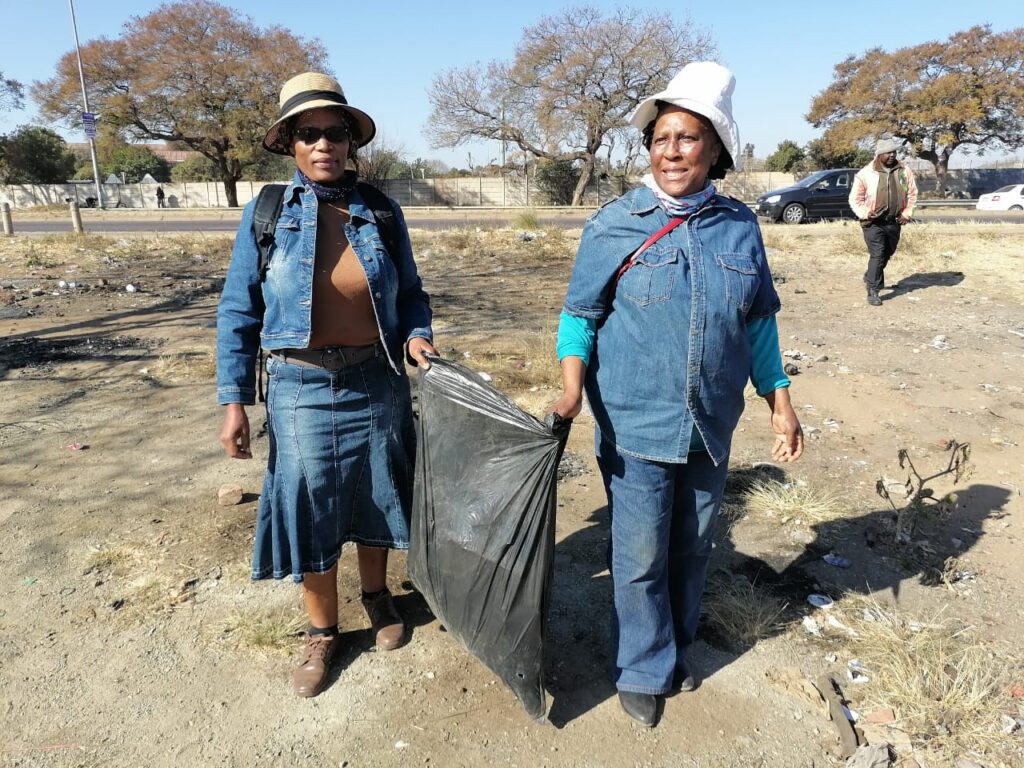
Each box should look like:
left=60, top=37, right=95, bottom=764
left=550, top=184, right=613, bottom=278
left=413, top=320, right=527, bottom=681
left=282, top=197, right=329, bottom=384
left=849, top=138, right=918, bottom=306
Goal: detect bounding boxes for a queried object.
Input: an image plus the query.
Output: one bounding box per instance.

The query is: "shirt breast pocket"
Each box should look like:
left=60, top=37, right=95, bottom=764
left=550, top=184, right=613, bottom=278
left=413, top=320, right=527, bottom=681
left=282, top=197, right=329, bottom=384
left=619, top=244, right=678, bottom=306
left=715, top=253, right=760, bottom=313
left=267, top=214, right=302, bottom=274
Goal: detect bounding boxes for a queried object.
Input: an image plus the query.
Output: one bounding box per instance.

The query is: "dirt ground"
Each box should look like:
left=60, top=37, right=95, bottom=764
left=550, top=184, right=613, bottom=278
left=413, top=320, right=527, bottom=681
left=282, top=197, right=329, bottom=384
left=1, top=217, right=1022, bottom=768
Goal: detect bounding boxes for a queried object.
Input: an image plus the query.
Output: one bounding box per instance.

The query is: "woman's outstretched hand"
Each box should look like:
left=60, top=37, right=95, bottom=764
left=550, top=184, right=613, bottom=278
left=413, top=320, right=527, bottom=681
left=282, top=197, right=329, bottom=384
left=764, top=387, right=803, bottom=463
left=547, top=391, right=583, bottom=420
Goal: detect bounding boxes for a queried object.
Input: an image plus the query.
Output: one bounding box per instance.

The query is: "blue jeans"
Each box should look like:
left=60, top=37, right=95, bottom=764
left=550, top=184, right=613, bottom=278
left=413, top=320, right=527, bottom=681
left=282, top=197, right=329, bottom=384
left=596, top=435, right=729, bottom=694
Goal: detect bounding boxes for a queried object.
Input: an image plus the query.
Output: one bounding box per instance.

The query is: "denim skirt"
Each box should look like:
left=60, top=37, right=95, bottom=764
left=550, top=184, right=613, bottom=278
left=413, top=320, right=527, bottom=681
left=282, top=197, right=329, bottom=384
left=251, top=352, right=416, bottom=582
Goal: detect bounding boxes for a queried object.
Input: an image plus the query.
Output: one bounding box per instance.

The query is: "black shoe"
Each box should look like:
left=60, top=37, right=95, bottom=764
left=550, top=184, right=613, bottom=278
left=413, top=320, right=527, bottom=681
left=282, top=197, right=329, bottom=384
left=866, top=288, right=882, bottom=306
left=672, top=662, right=697, bottom=693
left=618, top=691, right=657, bottom=727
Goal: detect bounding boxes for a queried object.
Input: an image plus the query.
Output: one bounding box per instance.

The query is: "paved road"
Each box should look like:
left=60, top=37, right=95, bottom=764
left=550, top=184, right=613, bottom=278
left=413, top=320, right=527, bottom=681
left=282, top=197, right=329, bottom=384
left=7, top=210, right=1023, bottom=234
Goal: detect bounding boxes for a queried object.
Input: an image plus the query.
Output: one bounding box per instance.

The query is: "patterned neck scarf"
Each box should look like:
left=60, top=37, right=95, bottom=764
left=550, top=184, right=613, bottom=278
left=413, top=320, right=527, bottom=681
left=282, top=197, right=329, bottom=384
left=298, top=169, right=357, bottom=202
left=641, top=173, right=716, bottom=217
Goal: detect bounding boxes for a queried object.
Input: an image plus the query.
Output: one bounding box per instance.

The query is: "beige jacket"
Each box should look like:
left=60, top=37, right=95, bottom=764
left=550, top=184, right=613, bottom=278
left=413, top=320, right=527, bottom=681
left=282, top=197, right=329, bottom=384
left=848, top=162, right=918, bottom=220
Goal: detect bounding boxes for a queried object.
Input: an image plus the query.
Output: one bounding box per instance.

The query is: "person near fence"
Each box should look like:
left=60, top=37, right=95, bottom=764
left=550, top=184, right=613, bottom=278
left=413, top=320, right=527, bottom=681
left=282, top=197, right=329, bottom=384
left=216, top=72, right=436, bottom=698
left=549, top=62, right=803, bottom=727
left=849, top=138, right=918, bottom=306
left=155, top=185, right=165, bottom=208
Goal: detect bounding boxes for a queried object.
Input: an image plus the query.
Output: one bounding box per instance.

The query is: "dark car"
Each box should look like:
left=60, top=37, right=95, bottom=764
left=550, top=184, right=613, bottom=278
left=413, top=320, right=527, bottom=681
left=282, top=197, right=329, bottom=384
left=755, top=168, right=859, bottom=224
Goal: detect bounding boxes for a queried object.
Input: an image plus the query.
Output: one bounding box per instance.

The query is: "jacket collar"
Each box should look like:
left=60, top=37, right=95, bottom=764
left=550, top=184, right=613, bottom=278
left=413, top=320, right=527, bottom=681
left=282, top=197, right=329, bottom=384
left=627, top=185, right=741, bottom=216
left=285, top=171, right=375, bottom=223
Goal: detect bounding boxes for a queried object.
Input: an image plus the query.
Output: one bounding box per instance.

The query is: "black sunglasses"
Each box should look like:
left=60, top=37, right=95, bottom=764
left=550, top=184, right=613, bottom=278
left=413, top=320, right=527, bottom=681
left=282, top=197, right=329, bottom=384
left=294, top=126, right=350, bottom=145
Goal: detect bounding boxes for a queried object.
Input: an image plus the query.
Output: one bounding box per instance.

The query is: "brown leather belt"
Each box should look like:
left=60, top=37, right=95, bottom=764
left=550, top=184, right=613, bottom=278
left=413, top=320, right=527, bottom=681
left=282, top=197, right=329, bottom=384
left=271, top=344, right=380, bottom=371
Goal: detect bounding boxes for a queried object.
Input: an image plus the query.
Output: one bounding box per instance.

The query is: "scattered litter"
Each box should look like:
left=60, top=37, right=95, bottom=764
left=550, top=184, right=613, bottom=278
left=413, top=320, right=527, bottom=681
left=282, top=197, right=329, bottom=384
left=782, top=349, right=805, bottom=359
left=826, top=615, right=857, bottom=636
left=1000, top=714, right=1019, bottom=734
left=929, top=334, right=954, bottom=350
left=784, top=362, right=799, bottom=376
left=125, top=284, right=137, bottom=293
left=847, top=659, right=871, bottom=684
left=836, top=365, right=852, bottom=374
left=980, top=383, right=999, bottom=392
left=394, top=741, right=410, bottom=750
left=517, top=231, right=536, bottom=242
left=823, top=418, right=842, bottom=430
left=21, top=577, right=37, bottom=587
left=802, top=615, right=821, bottom=635
left=842, top=705, right=860, bottom=722
left=825, top=653, right=837, bottom=663
left=948, top=568, right=977, bottom=584
left=807, top=594, right=834, bottom=609
left=57, top=280, right=68, bottom=289
left=823, top=553, right=851, bottom=568
left=67, top=442, right=88, bottom=451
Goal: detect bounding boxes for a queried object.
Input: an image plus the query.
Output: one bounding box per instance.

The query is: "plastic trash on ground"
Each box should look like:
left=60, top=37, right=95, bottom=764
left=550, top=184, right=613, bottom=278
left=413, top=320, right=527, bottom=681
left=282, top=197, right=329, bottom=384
left=408, top=357, right=571, bottom=721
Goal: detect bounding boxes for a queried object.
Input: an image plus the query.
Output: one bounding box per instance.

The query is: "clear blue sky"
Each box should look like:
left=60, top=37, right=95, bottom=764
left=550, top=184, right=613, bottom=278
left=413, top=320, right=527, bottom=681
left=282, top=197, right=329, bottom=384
left=2, top=0, right=1020, bottom=168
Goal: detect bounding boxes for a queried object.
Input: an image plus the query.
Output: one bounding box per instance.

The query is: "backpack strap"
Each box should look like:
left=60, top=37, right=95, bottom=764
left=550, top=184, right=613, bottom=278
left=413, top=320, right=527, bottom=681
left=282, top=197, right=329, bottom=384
left=356, top=181, right=400, bottom=261
left=252, top=183, right=287, bottom=280
left=614, top=216, right=686, bottom=284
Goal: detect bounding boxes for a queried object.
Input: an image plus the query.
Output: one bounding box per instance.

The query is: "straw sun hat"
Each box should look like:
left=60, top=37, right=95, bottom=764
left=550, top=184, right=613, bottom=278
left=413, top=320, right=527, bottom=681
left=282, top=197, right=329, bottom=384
left=262, top=72, right=377, bottom=155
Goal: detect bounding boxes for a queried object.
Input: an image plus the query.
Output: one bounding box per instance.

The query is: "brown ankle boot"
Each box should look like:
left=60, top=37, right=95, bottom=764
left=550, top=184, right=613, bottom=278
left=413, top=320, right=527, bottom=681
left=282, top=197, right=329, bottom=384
left=292, top=632, right=340, bottom=698
left=361, top=589, right=406, bottom=650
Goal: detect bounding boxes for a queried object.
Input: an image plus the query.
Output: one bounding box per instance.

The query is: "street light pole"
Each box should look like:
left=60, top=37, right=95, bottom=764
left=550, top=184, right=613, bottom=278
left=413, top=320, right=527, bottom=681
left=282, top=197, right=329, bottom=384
left=68, top=0, right=104, bottom=209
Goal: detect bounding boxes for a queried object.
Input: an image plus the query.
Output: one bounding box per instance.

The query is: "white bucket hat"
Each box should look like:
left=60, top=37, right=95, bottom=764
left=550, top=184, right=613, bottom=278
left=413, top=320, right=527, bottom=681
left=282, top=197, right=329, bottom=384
left=628, top=61, right=741, bottom=171
left=263, top=72, right=376, bottom=155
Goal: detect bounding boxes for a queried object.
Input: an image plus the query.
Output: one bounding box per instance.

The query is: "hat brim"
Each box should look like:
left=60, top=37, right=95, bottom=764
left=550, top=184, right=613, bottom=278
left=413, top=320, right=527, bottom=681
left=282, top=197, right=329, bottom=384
left=262, top=100, right=377, bottom=155
left=629, top=94, right=740, bottom=172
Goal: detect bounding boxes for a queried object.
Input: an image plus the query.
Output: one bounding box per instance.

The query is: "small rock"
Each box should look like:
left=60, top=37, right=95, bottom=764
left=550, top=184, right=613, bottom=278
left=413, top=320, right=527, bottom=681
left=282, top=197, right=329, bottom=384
left=865, top=708, right=896, bottom=725
left=95, top=278, right=108, bottom=288
left=813, top=354, right=829, bottom=362
left=1000, top=713, right=1019, bottom=734
left=784, top=362, right=799, bottom=376
left=30, top=288, right=45, bottom=296
left=57, top=280, right=68, bottom=289
left=217, top=484, right=244, bottom=506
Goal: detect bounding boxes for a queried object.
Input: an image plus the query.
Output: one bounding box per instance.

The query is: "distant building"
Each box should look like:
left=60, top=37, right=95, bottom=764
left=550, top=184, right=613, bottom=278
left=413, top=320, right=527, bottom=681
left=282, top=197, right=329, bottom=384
left=67, top=142, right=198, bottom=165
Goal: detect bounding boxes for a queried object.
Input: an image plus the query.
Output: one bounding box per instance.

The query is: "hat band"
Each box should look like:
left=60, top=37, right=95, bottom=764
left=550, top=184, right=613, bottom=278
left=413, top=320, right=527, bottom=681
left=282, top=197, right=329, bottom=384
left=278, top=89, right=348, bottom=119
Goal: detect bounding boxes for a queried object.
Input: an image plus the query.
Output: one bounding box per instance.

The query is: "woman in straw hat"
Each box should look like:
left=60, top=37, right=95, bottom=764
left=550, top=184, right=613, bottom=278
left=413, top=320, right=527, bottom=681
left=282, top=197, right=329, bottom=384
left=217, top=72, right=436, bottom=697
left=549, top=62, right=803, bottom=726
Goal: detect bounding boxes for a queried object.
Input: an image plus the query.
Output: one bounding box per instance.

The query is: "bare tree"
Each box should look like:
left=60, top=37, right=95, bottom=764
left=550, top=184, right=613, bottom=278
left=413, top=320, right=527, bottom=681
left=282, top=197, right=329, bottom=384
left=1, top=72, right=24, bottom=112
left=32, top=1, right=327, bottom=207
left=425, top=6, right=715, bottom=206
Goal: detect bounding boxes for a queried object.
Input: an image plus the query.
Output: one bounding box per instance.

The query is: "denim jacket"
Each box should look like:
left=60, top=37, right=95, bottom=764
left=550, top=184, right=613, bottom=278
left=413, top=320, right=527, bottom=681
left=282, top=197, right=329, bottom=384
left=216, top=174, right=432, bottom=405
left=563, top=187, right=780, bottom=465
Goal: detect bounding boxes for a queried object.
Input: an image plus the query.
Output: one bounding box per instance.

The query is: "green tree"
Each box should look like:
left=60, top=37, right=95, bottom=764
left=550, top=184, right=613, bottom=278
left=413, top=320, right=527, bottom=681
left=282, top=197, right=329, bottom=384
left=33, top=0, right=327, bottom=206
left=171, top=154, right=219, bottom=182
left=803, top=138, right=873, bottom=171
left=241, top=152, right=293, bottom=182
left=535, top=158, right=581, bottom=205
left=426, top=6, right=715, bottom=205
left=0, top=125, right=77, bottom=183
left=1, top=71, right=24, bottom=112
left=105, top=145, right=171, bottom=183
left=807, top=25, right=1024, bottom=191
left=764, top=140, right=805, bottom=172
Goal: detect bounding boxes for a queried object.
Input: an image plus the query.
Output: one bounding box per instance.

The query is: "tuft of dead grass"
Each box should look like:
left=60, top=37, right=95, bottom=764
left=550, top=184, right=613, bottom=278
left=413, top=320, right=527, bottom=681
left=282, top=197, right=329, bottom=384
left=743, top=478, right=847, bottom=525
left=841, top=597, right=1020, bottom=763
left=83, top=544, right=136, bottom=576
left=512, top=209, right=541, bottom=230
left=220, top=608, right=306, bottom=656
left=152, top=347, right=217, bottom=382
left=703, top=576, right=789, bottom=649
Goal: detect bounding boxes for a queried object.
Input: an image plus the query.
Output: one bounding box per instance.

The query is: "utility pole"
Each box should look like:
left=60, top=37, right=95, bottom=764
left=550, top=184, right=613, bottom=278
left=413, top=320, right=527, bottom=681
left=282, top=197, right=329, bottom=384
left=68, top=0, right=104, bottom=209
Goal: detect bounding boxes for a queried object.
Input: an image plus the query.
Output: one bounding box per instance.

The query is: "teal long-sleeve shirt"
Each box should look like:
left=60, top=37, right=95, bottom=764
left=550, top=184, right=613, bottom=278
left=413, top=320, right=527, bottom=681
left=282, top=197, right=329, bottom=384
left=556, top=311, right=790, bottom=451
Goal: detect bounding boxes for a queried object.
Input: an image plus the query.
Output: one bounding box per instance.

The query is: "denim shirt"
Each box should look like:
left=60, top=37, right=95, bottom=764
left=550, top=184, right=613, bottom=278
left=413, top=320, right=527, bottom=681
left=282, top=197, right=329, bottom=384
left=562, top=187, right=780, bottom=465
left=216, top=174, right=432, bottom=405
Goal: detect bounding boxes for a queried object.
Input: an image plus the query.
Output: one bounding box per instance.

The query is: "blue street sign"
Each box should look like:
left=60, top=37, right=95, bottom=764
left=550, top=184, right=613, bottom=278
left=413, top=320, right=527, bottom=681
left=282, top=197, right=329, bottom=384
left=81, top=111, right=96, bottom=139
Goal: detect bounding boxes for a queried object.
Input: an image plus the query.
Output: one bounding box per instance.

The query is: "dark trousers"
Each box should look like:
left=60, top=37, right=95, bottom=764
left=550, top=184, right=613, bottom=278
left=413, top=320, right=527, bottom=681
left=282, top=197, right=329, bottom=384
left=862, top=220, right=901, bottom=290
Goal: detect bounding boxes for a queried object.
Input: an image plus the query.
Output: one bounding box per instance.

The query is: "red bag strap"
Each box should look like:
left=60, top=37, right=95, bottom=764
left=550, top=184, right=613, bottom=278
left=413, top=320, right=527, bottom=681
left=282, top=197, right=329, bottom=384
left=614, top=216, right=686, bottom=283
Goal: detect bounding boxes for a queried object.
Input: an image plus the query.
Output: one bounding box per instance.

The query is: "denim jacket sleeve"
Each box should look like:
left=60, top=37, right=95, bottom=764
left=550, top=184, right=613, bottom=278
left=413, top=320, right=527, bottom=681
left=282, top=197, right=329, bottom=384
left=216, top=200, right=264, bottom=405
left=562, top=211, right=623, bottom=320
left=389, top=201, right=433, bottom=346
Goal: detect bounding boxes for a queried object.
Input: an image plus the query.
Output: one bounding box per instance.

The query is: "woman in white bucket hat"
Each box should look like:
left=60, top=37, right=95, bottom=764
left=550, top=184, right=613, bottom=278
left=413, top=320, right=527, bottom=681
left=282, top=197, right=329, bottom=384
left=550, top=62, right=803, bottom=726
left=217, top=72, right=436, bottom=698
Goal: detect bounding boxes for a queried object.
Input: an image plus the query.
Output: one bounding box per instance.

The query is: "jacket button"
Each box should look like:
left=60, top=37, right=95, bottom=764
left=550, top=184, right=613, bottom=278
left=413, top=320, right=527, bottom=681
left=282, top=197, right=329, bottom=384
left=375, top=292, right=381, bottom=298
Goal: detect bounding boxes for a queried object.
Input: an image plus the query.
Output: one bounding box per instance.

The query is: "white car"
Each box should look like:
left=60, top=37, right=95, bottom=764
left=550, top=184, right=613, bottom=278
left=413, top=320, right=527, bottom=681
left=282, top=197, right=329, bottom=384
left=975, top=184, right=1024, bottom=211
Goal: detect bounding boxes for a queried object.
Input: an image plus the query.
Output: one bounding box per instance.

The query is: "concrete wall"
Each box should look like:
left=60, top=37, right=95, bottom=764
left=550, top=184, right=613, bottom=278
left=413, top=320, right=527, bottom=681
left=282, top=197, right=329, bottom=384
left=3, top=168, right=1020, bottom=209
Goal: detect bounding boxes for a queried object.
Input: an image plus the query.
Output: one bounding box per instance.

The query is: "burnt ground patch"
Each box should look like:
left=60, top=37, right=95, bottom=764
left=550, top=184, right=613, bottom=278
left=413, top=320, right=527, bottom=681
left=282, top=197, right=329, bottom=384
left=0, top=334, right=161, bottom=370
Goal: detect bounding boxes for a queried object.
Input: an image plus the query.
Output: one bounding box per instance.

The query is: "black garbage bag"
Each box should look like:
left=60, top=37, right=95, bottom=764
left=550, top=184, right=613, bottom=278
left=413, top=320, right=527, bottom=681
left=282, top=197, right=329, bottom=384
left=408, top=357, right=571, bottom=721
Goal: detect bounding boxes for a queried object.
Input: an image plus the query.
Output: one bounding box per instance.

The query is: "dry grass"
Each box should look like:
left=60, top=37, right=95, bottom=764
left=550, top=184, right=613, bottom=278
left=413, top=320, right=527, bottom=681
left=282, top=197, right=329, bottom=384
left=220, top=608, right=306, bottom=656
left=152, top=347, right=217, bottom=383
left=512, top=209, right=541, bottom=230
left=82, top=544, right=136, bottom=576
left=703, top=575, right=789, bottom=650
left=841, top=597, right=1021, bottom=764
left=743, top=478, right=848, bottom=525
